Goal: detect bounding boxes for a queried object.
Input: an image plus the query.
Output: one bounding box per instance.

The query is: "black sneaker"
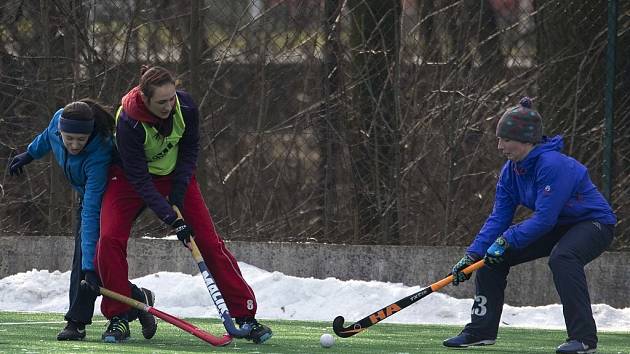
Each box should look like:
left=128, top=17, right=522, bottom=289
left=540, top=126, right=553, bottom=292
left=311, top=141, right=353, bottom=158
left=57, top=321, right=86, bottom=341
left=443, top=332, right=496, bottom=347
left=556, top=339, right=596, bottom=354
left=137, top=287, right=157, bottom=339
left=102, top=316, right=130, bottom=343
left=236, top=317, right=273, bottom=344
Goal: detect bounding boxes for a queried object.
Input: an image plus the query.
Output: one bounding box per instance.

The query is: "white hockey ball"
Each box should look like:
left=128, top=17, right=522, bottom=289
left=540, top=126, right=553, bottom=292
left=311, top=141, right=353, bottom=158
left=320, top=333, right=335, bottom=348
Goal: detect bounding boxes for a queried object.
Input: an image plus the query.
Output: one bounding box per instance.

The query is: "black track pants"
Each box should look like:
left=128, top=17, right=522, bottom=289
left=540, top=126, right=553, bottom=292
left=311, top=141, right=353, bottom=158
left=64, top=205, right=98, bottom=325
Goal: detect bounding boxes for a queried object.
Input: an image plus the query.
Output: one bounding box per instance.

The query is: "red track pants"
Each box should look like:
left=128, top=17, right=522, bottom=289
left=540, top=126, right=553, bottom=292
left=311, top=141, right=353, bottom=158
left=95, top=165, right=257, bottom=319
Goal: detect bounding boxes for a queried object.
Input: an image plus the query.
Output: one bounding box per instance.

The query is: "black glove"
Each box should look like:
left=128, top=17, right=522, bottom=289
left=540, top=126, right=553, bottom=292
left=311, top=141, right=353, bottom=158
left=451, top=253, right=481, bottom=286
left=172, top=219, right=194, bottom=247
left=9, top=152, right=34, bottom=176
left=81, top=270, right=101, bottom=295
left=169, top=183, right=187, bottom=210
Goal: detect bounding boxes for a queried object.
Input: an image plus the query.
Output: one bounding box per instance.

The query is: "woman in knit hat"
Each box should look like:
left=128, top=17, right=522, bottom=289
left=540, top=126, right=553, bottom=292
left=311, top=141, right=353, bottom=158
left=8, top=99, right=156, bottom=341
left=442, top=97, right=616, bottom=354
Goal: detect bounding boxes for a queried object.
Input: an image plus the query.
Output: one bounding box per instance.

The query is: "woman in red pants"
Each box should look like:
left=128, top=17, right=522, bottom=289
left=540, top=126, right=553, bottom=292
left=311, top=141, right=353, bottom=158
left=96, top=65, right=271, bottom=344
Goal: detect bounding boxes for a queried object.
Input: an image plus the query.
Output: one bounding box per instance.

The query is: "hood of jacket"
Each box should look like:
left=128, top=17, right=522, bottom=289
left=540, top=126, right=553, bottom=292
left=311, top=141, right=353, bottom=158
left=512, top=135, right=563, bottom=174
left=121, top=86, right=161, bottom=124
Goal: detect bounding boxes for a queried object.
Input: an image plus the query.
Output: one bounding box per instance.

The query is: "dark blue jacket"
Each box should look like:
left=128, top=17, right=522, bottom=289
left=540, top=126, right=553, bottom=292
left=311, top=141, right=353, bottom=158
left=27, top=109, right=113, bottom=271
left=467, top=135, right=616, bottom=256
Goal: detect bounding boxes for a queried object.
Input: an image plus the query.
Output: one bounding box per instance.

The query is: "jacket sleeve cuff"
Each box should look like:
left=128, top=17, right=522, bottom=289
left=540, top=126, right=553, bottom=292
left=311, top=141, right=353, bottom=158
left=163, top=212, right=179, bottom=226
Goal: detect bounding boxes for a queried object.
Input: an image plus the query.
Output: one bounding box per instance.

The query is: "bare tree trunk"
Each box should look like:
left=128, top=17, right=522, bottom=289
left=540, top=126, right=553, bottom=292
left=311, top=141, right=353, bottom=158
left=40, top=0, right=66, bottom=235
left=416, top=0, right=436, bottom=61
left=188, top=0, right=211, bottom=205
left=189, top=0, right=201, bottom=100
left=474, top=0, right=504, bottom=77
left=535, top=0, right=607, bottom=162
left=347, top=0, right=402, bottom=244
left=317, top=0, right=344, bottom=241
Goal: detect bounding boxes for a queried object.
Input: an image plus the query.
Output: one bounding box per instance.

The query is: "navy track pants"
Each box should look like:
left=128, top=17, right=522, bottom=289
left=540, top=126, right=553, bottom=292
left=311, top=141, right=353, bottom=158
left=462, top=221, right=614, bottom=347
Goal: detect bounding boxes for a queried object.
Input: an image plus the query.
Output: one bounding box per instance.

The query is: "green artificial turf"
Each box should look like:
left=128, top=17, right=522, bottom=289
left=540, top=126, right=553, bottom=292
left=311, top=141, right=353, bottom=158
left=0, top=311, right=628, bottom=353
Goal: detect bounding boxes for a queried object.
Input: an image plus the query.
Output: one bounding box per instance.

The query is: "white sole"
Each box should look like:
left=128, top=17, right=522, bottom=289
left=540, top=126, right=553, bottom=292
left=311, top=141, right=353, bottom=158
left=445, top=339, right=496, bottom=347
left=462, top=339, right=496, bottom=347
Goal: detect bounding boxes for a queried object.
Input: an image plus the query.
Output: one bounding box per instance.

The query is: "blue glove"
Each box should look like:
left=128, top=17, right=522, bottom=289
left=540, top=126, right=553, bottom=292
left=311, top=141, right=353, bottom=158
left=172, top=219, right=194, bottom=247
left=81, top=270, right=101, bottom=295
left=9, top=152, right=34, bottom=176
left=451, top=253, right=481, bottom=286
left=485, top=236, right=509, bottom=264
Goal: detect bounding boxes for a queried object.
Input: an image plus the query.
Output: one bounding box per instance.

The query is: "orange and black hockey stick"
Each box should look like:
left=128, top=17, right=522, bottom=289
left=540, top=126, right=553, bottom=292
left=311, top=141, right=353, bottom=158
left=332, top=260, right=485, bottom=338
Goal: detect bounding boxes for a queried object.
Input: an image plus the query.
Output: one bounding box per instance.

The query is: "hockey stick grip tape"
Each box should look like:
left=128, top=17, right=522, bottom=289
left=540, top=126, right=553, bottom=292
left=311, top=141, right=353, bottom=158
left=88, top=281, right=149, bottom=312
left=431, top=260, right=485, bottom=291
left=172, top=206, right=204, bottom=262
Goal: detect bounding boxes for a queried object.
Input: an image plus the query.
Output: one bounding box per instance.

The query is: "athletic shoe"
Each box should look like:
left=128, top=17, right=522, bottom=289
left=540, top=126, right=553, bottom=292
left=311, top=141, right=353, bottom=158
left=102, top=316, right=130, bottom=343
left=443, top=332, right=496, bottom=347
left=236, top=317, right=273, bottom=344
left=137, top=287, right=157, bottom=339
left=556, top=339, right=596, bottom=354
left=57, top=321, right=86, bottom=341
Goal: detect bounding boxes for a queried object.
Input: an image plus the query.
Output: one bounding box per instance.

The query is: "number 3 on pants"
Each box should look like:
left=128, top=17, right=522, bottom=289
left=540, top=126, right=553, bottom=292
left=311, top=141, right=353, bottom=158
left=472, top=295, right=488, bottom=316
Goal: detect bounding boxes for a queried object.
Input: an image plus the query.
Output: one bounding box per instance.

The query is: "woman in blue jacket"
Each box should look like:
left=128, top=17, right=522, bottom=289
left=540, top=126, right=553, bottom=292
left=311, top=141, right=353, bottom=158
left=443, top=98, right=616, bottom=354
left=8, top=99, right=156, bottom=341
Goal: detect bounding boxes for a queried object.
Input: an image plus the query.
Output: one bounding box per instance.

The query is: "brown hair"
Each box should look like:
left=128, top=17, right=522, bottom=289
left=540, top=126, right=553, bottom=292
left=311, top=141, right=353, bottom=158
left=139, top=65, right=176, bottom=100
left=78, top=98, right=115, bottom=137
left=62, top=101, right=93, bottom=121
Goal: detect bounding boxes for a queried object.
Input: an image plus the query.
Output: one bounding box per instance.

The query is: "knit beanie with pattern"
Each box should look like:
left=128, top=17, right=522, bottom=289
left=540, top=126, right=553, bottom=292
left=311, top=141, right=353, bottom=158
left=496, top=97, right=543, bottom=144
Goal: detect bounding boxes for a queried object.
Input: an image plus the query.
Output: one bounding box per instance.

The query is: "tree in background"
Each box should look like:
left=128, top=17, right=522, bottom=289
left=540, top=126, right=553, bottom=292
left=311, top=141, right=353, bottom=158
left=347, top=0, right=402, bottom=244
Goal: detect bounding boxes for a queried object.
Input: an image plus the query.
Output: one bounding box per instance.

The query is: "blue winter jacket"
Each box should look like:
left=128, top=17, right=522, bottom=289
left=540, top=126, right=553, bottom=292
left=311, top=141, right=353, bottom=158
left=27, top=109, right=113, bottom=271
left=467, top=135, right=616, bottom=257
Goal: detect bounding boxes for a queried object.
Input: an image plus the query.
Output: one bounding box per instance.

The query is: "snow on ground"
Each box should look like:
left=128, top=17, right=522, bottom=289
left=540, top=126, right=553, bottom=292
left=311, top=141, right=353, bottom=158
left=1, top=263, right=629, bottom=332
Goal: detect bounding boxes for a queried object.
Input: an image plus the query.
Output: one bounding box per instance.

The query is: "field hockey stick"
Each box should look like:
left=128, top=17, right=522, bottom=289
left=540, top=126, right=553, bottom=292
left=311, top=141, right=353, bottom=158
left=173, top=206, right=252, bottom=338
left=86, top=281, right=233, bottom=347
left=332, top=259, right=485, bottom=338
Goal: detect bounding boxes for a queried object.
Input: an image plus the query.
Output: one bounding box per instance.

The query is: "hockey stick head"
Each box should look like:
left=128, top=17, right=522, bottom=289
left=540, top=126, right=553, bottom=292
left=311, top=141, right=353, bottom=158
left=332, top=316, right=346, bottom=336
left=332, top=261, right=486, bottom=339
left=333, top=315, right=365, bottom=338
left=220, top=312, right=253, bottom=338
left=198, top=332, right=233, bottom=347
left=95, top=282, right=232, bottom=347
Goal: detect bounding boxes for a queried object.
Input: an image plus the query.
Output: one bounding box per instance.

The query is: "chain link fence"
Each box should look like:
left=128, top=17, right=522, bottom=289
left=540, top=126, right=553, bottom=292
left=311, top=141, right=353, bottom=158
left=1, top=0, right=628, bottom=248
